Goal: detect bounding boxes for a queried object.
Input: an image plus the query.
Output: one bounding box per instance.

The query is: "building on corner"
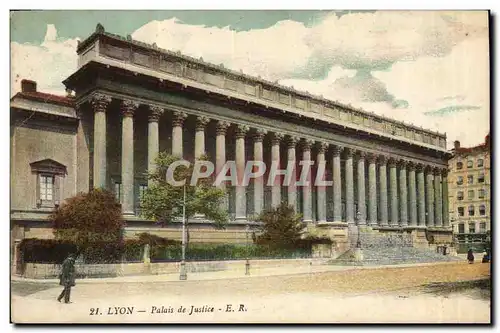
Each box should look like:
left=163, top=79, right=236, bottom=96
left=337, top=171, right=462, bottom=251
left=448, top=134, right=491, bottom=252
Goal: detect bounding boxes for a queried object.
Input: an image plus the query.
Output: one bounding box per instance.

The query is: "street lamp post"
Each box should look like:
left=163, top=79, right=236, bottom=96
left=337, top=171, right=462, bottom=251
left=245, top=224, right=250, bottom=275
left=356, top=211, right=361, bottom=248
left=179, top=184, right=187, bottom=280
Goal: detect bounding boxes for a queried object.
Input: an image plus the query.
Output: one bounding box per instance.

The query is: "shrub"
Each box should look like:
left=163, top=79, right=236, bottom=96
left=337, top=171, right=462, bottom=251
left=149, top=243, right=311, bottom=262
left=20, top=238, right=77, bottom=264
left=255, top=202, right=306, bottom=250
left=50, top=188, right=124, bottom=251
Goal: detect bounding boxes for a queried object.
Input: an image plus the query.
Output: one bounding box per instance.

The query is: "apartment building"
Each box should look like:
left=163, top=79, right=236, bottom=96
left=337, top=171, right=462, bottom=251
left=448, top=134, right=491, bottom=250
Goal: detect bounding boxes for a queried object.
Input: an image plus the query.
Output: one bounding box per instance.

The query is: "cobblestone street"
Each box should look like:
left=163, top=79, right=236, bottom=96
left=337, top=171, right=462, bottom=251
left=11, top=262, right=490, bottom=323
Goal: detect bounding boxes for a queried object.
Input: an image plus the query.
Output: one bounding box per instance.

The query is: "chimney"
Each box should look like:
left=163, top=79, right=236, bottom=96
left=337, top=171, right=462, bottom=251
left=21, top=79, right=37, bottom=93
left=454, top=140, right=460, bottom=150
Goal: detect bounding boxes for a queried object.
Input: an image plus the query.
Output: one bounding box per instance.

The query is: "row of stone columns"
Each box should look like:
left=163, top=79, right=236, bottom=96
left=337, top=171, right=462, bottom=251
left=89, top=93, right=449, bottom=228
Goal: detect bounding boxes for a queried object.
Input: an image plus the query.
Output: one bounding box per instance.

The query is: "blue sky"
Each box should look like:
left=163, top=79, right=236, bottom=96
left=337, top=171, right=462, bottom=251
left=10, top=10, right=490, bottom=147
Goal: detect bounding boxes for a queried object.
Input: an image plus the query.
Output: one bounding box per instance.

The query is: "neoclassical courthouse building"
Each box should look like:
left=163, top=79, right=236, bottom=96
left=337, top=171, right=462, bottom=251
left=10, top=25, right=453, bottom=260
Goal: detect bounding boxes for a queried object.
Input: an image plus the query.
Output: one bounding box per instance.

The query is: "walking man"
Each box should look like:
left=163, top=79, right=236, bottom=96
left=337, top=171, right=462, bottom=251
left=57, top=253, right=76, bottom=303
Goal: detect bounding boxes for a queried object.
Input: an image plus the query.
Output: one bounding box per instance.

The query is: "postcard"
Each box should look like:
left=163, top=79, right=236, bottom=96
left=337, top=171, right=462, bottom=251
left=10, top=9, right=491, bottom=324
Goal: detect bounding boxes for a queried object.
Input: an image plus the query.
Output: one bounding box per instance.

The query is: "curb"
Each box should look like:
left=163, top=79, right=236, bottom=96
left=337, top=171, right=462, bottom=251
left=10, top=261, right=467, bottom=285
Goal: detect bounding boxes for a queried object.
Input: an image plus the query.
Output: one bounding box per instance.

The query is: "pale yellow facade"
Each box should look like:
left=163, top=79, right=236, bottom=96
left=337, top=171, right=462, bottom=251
left=448, top=137, right=490, bottom=244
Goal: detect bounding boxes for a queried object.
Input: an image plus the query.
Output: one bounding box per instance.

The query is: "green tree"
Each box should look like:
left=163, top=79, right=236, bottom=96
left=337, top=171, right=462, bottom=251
left=50, top=188, right=124, bottom=251
left=255, top=202, right=306, bottom=250
left=140, top=153, right=229, bottom=229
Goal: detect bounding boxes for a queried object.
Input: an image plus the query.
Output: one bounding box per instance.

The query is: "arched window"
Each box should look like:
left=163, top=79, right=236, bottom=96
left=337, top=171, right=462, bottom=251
left=477, top=159, right=484, bottom=167
left=467, top=160, right=473, bottom=168
left=479, top=205, right=486, bottom=216
left=456, top=161, right=463, bottom=169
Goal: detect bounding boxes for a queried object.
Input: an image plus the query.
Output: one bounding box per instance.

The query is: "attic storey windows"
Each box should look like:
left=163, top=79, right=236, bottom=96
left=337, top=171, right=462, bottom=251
left=30, top=159, right=67, bottom=208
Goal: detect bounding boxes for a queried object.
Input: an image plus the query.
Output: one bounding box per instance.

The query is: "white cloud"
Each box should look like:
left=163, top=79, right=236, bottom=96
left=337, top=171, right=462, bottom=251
left=10, top=24, right=79, bottom=97
left=304, top=11, right=488, bottom=70
left=373, top=36, right=490, bottom=147
left=132, top=18, right=313, bottom=81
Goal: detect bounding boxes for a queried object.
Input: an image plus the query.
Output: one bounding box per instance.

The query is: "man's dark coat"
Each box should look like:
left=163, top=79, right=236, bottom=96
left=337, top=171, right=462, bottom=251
left=59, top=256, right=76, bottom=287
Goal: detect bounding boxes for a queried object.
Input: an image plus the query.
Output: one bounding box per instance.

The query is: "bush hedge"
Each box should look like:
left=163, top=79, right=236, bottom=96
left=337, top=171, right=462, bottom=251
left=150, top=243, right=311, bottom=262
left=20, top=239, right=78, bottom=264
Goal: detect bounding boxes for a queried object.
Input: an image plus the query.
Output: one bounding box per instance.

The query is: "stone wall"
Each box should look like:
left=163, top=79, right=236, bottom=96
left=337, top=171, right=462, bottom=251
left=11, top=122, right=77, bottom=211
left=21, top=258, right=327, bottom=279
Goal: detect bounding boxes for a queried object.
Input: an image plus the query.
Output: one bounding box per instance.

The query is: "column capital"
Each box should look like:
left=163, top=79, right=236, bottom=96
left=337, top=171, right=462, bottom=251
left=121, top=99, right=139, bottom=117
left=75, top=104, right=84, bottom=118
left=433, top=167, right=442, bottom=175
left=254, top=128, right=268, bottom=142
left=195, top=116, right=210, bottom=131
left=172, top=111, right=188, bottom=126
left=216, top=120, right=231, bottom=135
left=271, top=132, right=285, bottom=145
left=302, top=138, right=315, bottom=151
left=398, top=159, right=408, bottom=168
left=317, top=142, right=328, bottom=154
left=406, top=161, right=416, bottom=170
left=287, top=136, right=299, bottom=148
left=148, top=105, right=164, bottom=122
left=91, top=93, right=112, bottom=112
left=441, top=168, right=449, bottom=177
left=387, top=157, right=398, bottom=167
left=344, top=147, right=354, bottom=158
left=235, top=124, right=250, bottom=138
left=332, top=145, right=343, bottom=156
left=378, top=155, right=388, bottom=165
left=367, top=153, right=378, bottom=164
left=424, top=165, right=434, bottom=173
left=356, top=150, right=367, bottom=159
left=415, top=163, right=425, bottom=172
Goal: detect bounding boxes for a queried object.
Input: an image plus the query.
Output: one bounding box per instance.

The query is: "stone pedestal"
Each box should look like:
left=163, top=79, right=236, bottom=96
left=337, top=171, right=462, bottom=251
left=353, top=248, right=364, bottom=262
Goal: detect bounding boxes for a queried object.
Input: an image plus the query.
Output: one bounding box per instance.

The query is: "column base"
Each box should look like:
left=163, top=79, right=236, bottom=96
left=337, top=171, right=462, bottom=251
left=122, top=211, right=135, bottom=217
left=317, top=221, right=348, bottom=227
left=353, top=248, right=364, bottom=261
left=234, top=216, right=248, bottom=222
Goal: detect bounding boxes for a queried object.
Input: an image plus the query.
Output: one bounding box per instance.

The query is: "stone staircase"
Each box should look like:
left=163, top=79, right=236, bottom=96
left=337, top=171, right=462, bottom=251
left=331, top=226, right=462, bottom=266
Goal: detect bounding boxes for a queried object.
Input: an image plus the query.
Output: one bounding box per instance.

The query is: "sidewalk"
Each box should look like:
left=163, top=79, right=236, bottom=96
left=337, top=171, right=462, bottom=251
left=11, top=261, right=461, bottom=285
